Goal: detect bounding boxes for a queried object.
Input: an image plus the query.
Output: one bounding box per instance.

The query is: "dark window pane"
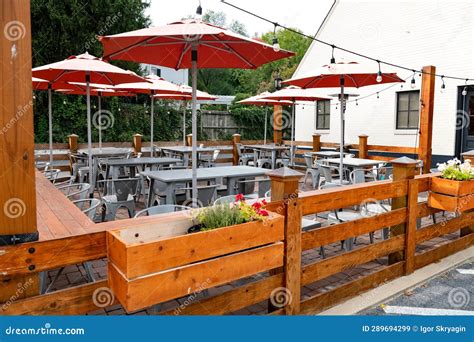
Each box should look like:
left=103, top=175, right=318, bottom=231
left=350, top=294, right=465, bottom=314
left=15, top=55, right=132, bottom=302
left=316, top=100, right=330, bottom=130
left=396, top=91, right=419, bottom=129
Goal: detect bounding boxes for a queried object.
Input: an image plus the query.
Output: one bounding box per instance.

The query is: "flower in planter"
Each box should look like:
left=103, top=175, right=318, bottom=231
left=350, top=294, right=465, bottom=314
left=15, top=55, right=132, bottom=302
left=437, top=158, right=474, bottom=181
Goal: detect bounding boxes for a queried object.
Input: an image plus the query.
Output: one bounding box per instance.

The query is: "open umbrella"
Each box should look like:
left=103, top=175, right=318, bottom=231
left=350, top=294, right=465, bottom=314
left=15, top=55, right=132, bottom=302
left=262, top=86, right=330, bottom=165
left=284, top=61, right=404, bottom=181
left=32, top=77, right=80, bottom=163
left=58, top=85, right=136, bottom=148
left=238, top=92, right=293, bottom=145
left=32, top=52, right=147, bottom=188
left=99, top=18, right=294, bottom=202
left=115, top=75, right=182, bottom=156
left=154, top=87, right=217, bottom=145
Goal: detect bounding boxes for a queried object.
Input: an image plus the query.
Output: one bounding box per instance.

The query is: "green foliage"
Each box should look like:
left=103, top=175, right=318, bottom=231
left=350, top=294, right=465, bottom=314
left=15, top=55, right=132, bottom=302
left=197, top=205, right=246, bottom=231
left=438, top=159, right=474, bottom=181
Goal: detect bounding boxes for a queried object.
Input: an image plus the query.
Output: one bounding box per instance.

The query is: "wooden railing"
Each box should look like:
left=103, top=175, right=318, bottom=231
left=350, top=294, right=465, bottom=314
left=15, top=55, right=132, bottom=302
left=1, top=161, right=472, bottom=315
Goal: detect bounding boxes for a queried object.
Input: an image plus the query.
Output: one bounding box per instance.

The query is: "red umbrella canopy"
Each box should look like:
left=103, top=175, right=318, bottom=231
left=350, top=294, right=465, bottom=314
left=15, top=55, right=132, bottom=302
left=284, top=61, right=404, bottom=88
left=32, top=77, right=80, bottom=91
left=57, top=88, right=136, bottom=97
left=99, top=19, right=295, bottom=69
left=261, top=86, right=331, bottom=102
left=114, top=74, right=181, bottom=94
left=32, top=52, right=146, bottom=85
left=154, top=90, right=217, bottom=101
left=239, top=92, right=293, bottom=106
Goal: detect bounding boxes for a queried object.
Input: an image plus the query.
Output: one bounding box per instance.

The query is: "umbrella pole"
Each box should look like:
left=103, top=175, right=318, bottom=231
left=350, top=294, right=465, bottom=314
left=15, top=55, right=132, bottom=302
left=86, top=73, right=93, bottom=191
left=339, top=75, right=345, bottom=184
left=48, top=84, right=53, bottom=165
left=183, top=104, right=186, bottom=146
left=264, top=107, right=267, bottom=145
left=191, top=45, right=198, bottom=204
left=98, top=94, right=102, bottom=150
left=290, top=101, right=295, bottom=166
left=150, top=94, right=154, bottom=157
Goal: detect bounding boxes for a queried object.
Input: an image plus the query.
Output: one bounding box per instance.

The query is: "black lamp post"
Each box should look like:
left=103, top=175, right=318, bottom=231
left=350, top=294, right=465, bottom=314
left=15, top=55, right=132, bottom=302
left=274, top=73, right=282, bottom=90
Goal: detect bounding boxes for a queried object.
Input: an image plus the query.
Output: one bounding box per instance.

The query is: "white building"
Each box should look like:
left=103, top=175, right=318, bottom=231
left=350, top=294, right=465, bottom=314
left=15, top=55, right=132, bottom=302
left=143, top=64, right=188, bottom=85
left=293, top=0, right=474, bottom=164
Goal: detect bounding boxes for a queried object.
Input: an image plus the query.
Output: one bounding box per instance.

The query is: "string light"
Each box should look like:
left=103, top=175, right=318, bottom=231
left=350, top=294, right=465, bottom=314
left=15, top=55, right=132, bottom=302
left=330, top=45, right=336, bottom=64
left=376, top=92, right=379, bottom=99
left=272, top=23, right=280, bottom=52
left=462, top=79, right=468, bottom=96
left=356, top=99, right=358, bottom=106
left=376, top=60, right=382, bottom=83
left=221, top=1, right=474, bottom=84
left=410, top=71, right=416, bottom=89
left=440, top=76, right=445, bottom=93
left=196, top=0, right=202, bottom=19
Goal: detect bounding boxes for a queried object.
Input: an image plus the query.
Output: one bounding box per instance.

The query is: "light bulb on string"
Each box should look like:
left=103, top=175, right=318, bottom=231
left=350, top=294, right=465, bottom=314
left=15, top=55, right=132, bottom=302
left=376, top=92, right=380, bottom=99
left=440, top=76, right=445, bottom=93
left=63, top=99, right=67, bottom=105
left=196, top=0, right=202, bottom=19
left=462, top=79, right=468, bottom=96
left=330, top=45, right=336, bottom=64
left=272, top=24, right=280, bottom=52
left=376, top=61, right=382, bottom=83
left=118, top=107, right=121, bottom=112
left=33, top=94, right=36, bottom=100
left=410, top=72, right=416, bottom=89
left=356, top=99, right=358, bottom=106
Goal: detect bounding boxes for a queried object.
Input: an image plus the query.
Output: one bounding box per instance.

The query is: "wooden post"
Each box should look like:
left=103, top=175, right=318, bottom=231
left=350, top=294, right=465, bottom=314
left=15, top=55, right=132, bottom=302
left=231, top=134, right=241, bottom=166
left=312, top=134, right=321, bottom=152
left=389, top=157, right=417, bottom=265
left=267, top=167, right=304, bottom=315
left=405, top=179, right=418, bottom=274
left=418, top=65, right=436, bottom=174
left=133, top=133, right=142, bottom=155
left=186, top=134, right=192, bottom=147
left=68, top=134, right=78, bottom=154
left=358, top=134, right=368, bottom=159
left=0, top=0, right=39, bottom=301
left=273, top=105, right=282, bottom=144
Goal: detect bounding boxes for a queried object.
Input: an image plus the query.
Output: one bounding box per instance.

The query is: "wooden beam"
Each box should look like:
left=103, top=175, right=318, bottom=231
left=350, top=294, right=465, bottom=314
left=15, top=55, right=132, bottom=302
left=312, top=134, right=321, bottom=152
left=231, top=133, right=241, bottom=165
left=0, top=0, right=39, bottom=301
left=358, top=135, right=368, bottom=159
left=418, top=65, right=436, bottom=173
left=132, top=133, right=142, bottom=155
left=273, top=105, right=282, bottom=144
left=404, top=179, right=419, bottom=274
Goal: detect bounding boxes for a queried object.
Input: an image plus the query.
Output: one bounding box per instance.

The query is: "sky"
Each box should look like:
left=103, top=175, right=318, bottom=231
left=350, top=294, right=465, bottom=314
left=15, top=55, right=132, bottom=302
left=146, top=0, right=335, bottom=37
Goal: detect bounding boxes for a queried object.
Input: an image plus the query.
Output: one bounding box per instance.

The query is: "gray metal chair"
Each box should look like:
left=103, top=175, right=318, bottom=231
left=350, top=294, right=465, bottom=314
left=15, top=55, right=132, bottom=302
left=182, top=184, right=219, bottom=207
left=98, top=178, right=140, bottom=221
left=318, top=162, right=350, bottom=187
left=303, top=154, right=320, bottom=189
left=71, top=198, right=101, bottom=220
left=42, top=168, right=61, bottom=183
left=199, top=149, right=220, bottom=168
left=135, top=204, right=191, bottom=217
left=236, top=178, right=271, bottom=198
left=56, top=183, right=91, bottom=201
left=236, top=143, right=254, bottom=165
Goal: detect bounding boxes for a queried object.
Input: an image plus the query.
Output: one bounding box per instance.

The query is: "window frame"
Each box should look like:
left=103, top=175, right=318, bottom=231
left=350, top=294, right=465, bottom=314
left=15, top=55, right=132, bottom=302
left=395, top=90, right=420, bottom=130
left=315, top=99, right=331, bottom=130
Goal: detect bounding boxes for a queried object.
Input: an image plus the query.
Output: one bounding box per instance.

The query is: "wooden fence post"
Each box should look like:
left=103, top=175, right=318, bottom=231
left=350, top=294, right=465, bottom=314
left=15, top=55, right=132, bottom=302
left=186, top=134, right=192, bottom=147
left=267, top=167, right=303, bottom=315
left=389, top=157, right=417, bottom=265
left=133, top=133, right=142, bottom=155
left=0, top=0, right=39, bottom=302
left=418, top=65, right=436, bottom=174
left=273, top=105, right=282, bottom=144
left=358, top=134, right=368, bottom=159
left=231, top=134, right=241, bottom=166
left=312, top=134, right=321, bottom=152
left=68, top=134, right=78, bottom=154
left=405, top=179, right=419, bottom=274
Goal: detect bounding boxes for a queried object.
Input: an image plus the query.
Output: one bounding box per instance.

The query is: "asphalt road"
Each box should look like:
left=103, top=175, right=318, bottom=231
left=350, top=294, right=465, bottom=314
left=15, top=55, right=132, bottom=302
left=359, top=259, right=474, bottom=315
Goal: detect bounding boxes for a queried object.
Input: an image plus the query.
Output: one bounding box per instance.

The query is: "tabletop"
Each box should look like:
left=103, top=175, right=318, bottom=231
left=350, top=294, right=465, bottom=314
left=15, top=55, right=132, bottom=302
left=103, top=157, right=181, bottom=167
left=160, top=146, right=217, bottom=153
left=78, top=147, right=132, bottom=157
left=244, top=144, right=290, bottom=151
left=309, top=151, right=352, bottom=158
left=324, top=157, right=385, bottom=167
left=141, top=165, right=268, bottom=183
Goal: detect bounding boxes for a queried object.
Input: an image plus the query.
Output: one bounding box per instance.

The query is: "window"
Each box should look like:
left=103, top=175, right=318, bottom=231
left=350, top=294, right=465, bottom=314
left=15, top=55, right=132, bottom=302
left=316, top=100, right=330, bottom=130
left=396, top=91, right=419, bottom=129
left=150, top=66, right=161, bottom=77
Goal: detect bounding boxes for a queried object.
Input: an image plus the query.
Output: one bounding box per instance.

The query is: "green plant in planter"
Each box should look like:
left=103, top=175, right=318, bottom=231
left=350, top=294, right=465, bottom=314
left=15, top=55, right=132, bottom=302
left=195, top=194, right=269, bottom=231
left=437, top=158, right=474, bottom=181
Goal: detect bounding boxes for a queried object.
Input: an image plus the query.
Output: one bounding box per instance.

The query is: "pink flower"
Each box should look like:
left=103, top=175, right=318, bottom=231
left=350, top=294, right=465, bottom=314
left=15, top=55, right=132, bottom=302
left=258, top=209, right=269, bottom=217
left=252, top=201, right=262, bottom=210
left=235, top=194, right=245, bottom=202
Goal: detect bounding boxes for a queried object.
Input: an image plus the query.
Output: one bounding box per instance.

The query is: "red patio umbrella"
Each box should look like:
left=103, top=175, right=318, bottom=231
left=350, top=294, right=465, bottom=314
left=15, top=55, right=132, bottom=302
left=32, top=52, right=146, bottom=188
left=114, top=75, right=182, bottom=156
left=262, top=87, right=331, bottom=165
left=283, top=61, right=404, bottom=181
left=154, top=86, right=217, bottom=145
left=99, top=18, right=294, bottom=201
left=238, top=92, right=293, bottom=144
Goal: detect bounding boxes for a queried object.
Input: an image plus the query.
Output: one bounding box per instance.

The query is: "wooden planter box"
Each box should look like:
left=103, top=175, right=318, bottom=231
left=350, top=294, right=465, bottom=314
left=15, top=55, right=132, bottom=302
left=428, top=177, right=474, bottom=212
left=107, top=211, right=284, bottom=312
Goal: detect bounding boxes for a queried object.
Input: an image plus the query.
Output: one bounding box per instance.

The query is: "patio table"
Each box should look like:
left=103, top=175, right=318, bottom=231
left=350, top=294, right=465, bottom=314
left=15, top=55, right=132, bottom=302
left=308, top=151, right=353, bottom=159
left=103, top=157, right=181, bottom=179
left=141, top=165, right=268, bottom=205
left=160, top=146, right=218, bottom=166
left=323, top=157, right=385, bottom=183
left=243, top=144, right=290, bottom=169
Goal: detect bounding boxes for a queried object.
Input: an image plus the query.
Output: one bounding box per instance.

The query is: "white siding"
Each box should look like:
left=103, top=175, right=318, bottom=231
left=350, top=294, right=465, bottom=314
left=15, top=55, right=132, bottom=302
left=294, top=0, right=474, bottom=156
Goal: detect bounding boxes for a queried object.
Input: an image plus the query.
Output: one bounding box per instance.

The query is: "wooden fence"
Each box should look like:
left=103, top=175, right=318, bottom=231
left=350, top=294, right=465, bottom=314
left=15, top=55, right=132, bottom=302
left=0, top=159, right=472, bottom=315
